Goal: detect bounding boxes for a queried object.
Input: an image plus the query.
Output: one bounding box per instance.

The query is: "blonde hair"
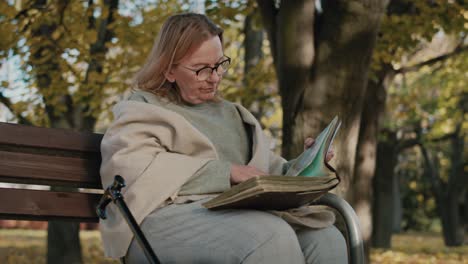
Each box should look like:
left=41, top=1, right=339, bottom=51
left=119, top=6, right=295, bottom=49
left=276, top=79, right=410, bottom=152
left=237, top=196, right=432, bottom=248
left=132, top=13, right=223, bottom=103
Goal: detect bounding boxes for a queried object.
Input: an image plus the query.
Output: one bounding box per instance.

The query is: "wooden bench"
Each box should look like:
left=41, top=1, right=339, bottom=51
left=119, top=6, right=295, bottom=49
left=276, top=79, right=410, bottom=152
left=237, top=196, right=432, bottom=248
left=0, top=122, right=364, bottom=263
left=0, top=122, right=103, bottom=223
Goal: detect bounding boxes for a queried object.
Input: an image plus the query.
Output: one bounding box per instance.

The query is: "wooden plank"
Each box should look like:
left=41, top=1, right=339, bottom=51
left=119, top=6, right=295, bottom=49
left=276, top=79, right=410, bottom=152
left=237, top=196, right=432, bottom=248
left=0, top=188, right=100, bottom=222
left=0, top=122, right=103, bottom=152
left=0, top=151, right=102, bottom=189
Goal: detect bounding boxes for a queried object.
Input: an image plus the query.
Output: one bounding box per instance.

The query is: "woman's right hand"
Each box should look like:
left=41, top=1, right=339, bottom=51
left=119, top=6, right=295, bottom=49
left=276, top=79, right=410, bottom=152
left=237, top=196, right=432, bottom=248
left=230, top=164, right=267, bottom=184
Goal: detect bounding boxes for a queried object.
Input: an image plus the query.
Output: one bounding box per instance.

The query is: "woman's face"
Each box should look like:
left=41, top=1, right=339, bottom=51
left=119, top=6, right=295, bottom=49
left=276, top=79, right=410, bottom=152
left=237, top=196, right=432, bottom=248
left=166, top=36, right=225, bottom=105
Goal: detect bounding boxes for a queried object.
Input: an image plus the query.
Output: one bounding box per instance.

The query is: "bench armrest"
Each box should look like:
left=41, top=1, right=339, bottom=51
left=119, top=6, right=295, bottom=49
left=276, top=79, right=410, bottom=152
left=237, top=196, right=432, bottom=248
left=316, top=193, right=365, bottom=264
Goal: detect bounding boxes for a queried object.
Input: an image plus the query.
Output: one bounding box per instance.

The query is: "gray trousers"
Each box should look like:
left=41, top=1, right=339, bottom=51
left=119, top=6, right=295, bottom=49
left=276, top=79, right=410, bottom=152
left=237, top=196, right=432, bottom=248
left=126, top=199, right=348, bottom=264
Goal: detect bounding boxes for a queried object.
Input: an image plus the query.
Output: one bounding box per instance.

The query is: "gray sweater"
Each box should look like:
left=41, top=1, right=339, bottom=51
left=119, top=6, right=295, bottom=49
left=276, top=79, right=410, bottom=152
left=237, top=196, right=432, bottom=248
left=128, top=91, right=251, bottom=195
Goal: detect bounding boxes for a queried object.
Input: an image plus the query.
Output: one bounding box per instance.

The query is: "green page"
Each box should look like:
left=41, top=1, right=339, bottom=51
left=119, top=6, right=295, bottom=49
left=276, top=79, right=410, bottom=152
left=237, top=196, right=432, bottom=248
left=299, top=138, right=329, bottom=177
left=284, top=116, right=341, bottom=177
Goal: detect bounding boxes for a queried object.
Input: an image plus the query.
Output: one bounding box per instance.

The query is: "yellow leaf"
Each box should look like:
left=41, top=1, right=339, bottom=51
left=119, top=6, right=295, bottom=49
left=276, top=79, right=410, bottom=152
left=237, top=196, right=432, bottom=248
left=51, top=30, right=61, bottom=40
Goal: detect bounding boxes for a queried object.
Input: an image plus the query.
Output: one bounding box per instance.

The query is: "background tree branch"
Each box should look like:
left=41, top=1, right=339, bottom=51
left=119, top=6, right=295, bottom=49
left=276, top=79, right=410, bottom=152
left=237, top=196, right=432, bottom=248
left=256, top=0, right=278, bottom=65
left=0, top=92, right=33, bottom=125
left=394, top=44, right=468, bottom=74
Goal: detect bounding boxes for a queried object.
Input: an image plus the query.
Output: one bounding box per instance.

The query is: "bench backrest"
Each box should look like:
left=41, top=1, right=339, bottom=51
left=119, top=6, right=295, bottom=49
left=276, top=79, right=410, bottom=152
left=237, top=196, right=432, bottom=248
left=0, top=122, right=103, bottom=222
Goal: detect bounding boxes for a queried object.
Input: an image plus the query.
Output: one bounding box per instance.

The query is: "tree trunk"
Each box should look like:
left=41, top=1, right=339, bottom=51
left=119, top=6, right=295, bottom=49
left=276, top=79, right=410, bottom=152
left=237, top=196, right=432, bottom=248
left=303, top=0, right=389, bottom=195
left=77, top=0, right=119, bottom=131
left=351, top=66, right=392, bottom=255
left=27, top=0, right=119, bottom=262
left=258, top=0, right=316, bottom=158
left=372, top=132, right=398, bottom=248
left=47, top=221, right=82, bottom=264
left=242, top=8, right=265, bottom=118
left=259, top=0, right=389, bottom=161
left=25, top=1, right=83, bottom=263
left=372, top=131, right=420, bottom=248
left=244, top=11, right=263, bottom=75
left=258, top=1, right=389, bottom=258
left=442, top=124, right=465, bottom=246
left=441, top=191, right=464, bottom=246
left=276, top=0, right=316, bottom=159
left=392, top=172, right=402, bottom=233
left=464, top=190, right=468, bottom=235
left=420, top=141, right=464, bottom=246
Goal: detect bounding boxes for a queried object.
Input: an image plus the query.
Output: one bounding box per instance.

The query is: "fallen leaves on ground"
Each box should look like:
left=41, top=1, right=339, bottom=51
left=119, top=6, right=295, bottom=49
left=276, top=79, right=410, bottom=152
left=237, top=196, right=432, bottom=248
left=0, top=229, right=466, bottom=263
left=370, top=232, right=467, bottom=264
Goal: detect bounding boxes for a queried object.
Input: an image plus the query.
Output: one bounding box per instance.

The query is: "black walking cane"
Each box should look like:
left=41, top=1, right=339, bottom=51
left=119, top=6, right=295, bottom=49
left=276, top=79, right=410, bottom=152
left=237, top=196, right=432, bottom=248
left=97, top=175, right=161, bottom=264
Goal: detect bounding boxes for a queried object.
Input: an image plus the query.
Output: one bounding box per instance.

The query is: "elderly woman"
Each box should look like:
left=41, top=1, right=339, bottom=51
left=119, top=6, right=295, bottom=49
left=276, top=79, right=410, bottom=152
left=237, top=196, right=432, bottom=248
left=100, top=13, right=347, bottom=263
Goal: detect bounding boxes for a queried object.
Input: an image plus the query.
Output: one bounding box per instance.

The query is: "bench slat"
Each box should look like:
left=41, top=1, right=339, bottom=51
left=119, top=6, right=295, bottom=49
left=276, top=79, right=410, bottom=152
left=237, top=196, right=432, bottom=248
left=0, top=122, right=102, bottom=152
left=0, top=150, right=102, bottom=189
left=0, top=188, right=100, bottom=222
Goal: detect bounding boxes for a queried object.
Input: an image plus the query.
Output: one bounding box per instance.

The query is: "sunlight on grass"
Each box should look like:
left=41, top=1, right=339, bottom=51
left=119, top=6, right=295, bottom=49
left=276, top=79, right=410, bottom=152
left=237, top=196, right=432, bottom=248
left=370, top=232, right=468, bottom=264
left=0, top=229, right=118, bottom=264
left=0, top=229, right=466, bottom=263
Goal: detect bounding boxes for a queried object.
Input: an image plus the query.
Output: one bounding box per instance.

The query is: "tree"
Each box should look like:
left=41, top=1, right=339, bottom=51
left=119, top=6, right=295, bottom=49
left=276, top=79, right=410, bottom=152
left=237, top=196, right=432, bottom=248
left=257, top=0, right=389, bottom=259
left=356, top=0, right=467, bottom=248
left=15, top=0, right=119, bottom=262
left=0, top=0, right=183, bottom=262
left=391, top=49, right=467, bottom=246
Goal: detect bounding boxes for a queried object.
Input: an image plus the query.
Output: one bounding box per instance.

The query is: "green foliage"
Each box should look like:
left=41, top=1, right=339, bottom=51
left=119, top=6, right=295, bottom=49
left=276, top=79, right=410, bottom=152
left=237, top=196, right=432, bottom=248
left=373, top=0, right=467, bottom=232
left=398, top=148, right=439, bottom=231
left=1, top=0, right=280, bottom=134
left=372, top=0, right=466, bottom=72
left=0, top=0, right=185, bottom=127
left=205, top=0, right=254, bottom=28
left=0, top=2, right=18, bottom=58
left=385, top=50, right=467, bottom=230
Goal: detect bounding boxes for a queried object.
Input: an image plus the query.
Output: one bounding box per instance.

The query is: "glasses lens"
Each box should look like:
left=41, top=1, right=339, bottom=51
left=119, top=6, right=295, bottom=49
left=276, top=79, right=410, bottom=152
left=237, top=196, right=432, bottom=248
left=196, top=58, right=230, bottom=81
left=197, top=68, right=212, bottom=81
left=217, top=59, right=230, bottom=75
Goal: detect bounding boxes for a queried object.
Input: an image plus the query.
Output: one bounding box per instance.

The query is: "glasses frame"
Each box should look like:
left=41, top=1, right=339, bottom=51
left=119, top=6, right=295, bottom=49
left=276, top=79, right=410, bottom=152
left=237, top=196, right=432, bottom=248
left=180, top=56, right=231, bottom=81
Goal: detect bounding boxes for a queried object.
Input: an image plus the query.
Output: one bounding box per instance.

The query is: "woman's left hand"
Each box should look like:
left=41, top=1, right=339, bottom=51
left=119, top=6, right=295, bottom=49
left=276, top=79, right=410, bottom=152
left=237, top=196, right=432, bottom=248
left=304, top=137, right=334, bottom=162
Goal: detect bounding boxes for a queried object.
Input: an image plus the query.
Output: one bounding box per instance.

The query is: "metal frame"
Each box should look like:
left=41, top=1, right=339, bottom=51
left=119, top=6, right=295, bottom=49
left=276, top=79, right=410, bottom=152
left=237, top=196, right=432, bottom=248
left=317, top=193, right=365, bottom=264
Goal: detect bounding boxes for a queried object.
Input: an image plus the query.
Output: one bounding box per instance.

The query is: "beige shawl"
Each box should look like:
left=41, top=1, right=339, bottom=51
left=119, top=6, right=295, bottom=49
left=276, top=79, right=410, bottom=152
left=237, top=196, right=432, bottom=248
left=99, top=100, right=334, bottom=258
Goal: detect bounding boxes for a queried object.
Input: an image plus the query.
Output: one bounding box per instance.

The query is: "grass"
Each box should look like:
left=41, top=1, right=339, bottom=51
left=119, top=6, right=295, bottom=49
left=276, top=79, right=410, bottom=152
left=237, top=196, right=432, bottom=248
left=0, top=229, right=118, bottom=264
left=0, top=229, right=466, bottom=263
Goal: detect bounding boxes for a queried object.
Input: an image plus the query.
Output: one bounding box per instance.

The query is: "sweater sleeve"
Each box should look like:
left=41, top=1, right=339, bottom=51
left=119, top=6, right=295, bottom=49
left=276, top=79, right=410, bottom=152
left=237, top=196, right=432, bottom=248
left=178, top=160, right=232, bottom=195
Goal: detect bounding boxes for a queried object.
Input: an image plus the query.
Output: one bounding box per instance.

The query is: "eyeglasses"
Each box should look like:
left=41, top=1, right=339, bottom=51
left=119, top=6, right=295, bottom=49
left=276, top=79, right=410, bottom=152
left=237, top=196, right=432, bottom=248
left=180, top=56, right=231, bottom=81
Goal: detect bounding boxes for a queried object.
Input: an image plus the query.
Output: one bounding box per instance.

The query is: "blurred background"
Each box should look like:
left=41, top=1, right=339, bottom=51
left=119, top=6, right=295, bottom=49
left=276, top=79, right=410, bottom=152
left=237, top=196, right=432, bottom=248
left=0, top=0, right=466, bottom=263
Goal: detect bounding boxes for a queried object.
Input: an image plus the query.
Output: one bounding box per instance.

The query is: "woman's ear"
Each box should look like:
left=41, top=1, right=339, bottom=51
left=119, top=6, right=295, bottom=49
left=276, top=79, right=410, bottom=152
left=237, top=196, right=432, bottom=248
left=164, top=67, right=176, bottom=83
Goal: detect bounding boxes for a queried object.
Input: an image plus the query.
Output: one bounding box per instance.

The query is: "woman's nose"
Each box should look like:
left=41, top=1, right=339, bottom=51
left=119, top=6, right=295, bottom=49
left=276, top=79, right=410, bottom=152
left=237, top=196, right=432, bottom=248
left=206, top=69, right=221, bottom=83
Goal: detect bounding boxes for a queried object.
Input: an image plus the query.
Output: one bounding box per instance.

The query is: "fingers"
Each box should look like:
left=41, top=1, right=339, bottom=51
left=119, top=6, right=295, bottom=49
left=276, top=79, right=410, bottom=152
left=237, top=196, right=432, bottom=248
left=230, top=165, right=268, bottom=184
left=305, top=137, right=334, bottom=161
left=246, top=165, right=268, bottom=177
left=326, top=149, right=335, bottom=162
left=304, top=137, right=315, bottom=150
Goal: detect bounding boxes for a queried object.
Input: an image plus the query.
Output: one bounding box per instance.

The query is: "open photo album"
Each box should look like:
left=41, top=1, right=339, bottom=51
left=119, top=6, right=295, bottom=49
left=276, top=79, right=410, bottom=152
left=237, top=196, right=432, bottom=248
left=203, top=116, right=342, bottom=210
